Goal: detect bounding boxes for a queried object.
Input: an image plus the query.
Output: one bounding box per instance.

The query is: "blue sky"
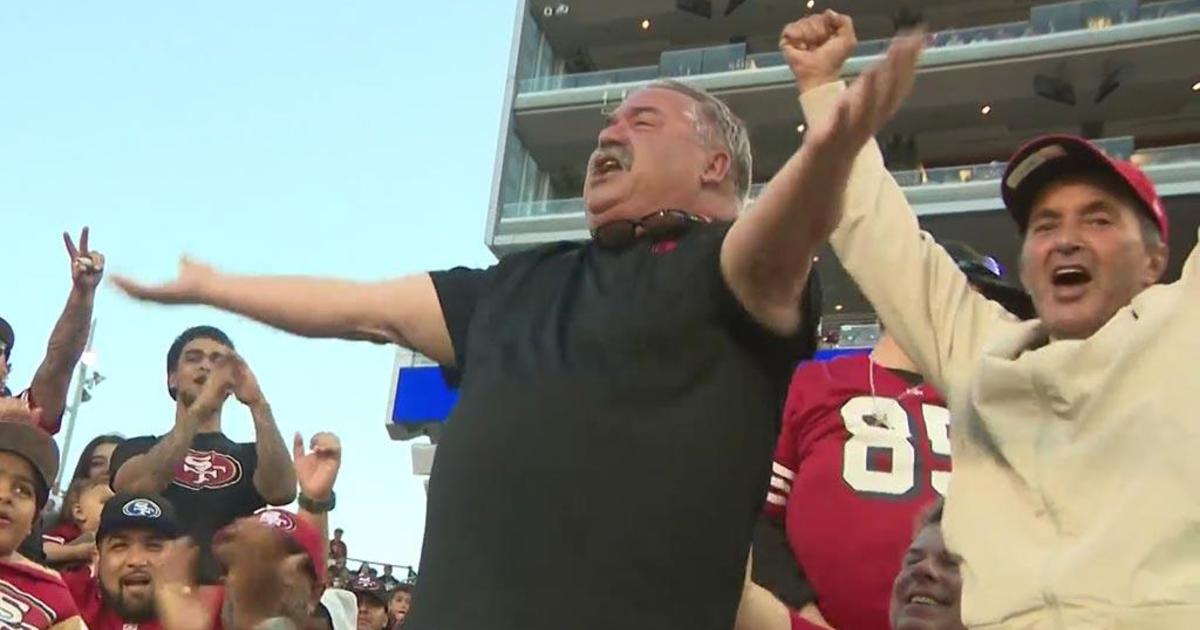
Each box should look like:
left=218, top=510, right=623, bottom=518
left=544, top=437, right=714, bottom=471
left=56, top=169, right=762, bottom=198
left=1, top=1, right=516, bottom=568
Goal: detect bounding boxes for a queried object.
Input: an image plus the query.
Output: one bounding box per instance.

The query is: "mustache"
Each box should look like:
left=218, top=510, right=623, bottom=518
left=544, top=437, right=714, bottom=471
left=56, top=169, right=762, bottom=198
left=589, top=145, right=633, bottom=171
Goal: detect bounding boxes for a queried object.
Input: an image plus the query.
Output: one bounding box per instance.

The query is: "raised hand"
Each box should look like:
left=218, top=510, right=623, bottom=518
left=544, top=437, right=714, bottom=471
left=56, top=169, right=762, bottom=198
left=111, top=256, right=216, bottom=305
left=153, top=538, right=212, bottom=630
left=188, top=359, right=236, bottom=418
left=217, top=518, right=312, bottom=629
left=780, top=10, right=859, bottom=92
left=294, top=432, right=341, bottom=501
left=63, top=227, right=105, bottom=292
left=806, top=30, right=924, bottom=159
left=230, top=353, right=265, bottom=408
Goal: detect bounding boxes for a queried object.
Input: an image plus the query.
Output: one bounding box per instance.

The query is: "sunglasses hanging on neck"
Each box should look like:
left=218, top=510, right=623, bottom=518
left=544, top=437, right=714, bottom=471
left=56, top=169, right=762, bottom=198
left=591, top=209, right=707, bottom=249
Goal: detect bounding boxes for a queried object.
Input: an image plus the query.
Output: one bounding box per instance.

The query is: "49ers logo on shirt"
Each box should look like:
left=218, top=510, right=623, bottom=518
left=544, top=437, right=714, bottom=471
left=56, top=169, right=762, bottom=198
left=173, top=449, right=243, bottom=490
left=0, top=579, right=56, bottom=630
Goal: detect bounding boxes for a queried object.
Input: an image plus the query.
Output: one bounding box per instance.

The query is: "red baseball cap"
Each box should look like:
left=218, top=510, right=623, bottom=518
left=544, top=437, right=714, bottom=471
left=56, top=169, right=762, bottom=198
left=1001, top=134, right=1168, bottom=242
left=253, top=508, right=328, bottom=585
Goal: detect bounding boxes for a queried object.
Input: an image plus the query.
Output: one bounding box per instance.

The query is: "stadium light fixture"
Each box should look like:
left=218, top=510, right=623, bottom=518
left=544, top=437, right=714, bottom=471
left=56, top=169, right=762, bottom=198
left=834, top=304, right=844, bottom=311
left=1192, top=81, right=1200, bottom=92
left=807, top=0, right=815, bottom=8
left=980, top=104, right=992, bottom=115
left=641, top=19, right=651, bottom=30
left=797, top=123, right=806, bottom=133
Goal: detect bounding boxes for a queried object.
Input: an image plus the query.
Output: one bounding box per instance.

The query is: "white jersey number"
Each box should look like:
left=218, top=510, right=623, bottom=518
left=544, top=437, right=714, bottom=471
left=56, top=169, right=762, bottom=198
left=840, top=396, right=951, bottom=497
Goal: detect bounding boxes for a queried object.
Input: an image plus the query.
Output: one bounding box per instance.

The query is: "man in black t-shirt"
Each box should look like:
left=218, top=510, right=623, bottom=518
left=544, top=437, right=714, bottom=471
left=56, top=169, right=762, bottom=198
left=112, top=27, right=923, bottom=630
left=109, top=326, right=297, bottom=583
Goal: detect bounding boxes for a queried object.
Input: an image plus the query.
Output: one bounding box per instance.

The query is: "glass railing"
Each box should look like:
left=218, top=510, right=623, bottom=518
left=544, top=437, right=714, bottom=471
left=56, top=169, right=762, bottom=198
left=500, top=141, right=1200, bottom=219
left=518, top=0, right=1199, bottom=94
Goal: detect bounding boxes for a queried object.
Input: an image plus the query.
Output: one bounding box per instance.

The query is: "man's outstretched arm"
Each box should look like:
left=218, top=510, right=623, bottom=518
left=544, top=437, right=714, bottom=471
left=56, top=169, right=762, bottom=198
left=113, top=261, right=456, bottom=366
left=788, top=11, right=1003, bottom=387
left=29, top=229, right=103, bottom=433
left=721, top=26, right=924, bottom=337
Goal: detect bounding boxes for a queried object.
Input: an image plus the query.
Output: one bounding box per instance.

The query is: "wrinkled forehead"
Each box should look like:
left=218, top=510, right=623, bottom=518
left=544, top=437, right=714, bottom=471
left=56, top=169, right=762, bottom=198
left=1029, top=172, right=1139, bottom=219
left=607, top=87, right=699, bottom=122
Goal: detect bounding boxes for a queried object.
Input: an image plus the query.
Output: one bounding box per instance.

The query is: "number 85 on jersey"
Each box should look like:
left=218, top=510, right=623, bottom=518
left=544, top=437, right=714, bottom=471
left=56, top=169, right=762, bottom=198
left=841, top=396, right=951, bottom=498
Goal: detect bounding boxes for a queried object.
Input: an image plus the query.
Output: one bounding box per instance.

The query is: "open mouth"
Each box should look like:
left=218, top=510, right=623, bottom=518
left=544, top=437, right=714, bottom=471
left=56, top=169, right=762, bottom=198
left=907, top=594, right=945, bottom=606
left=590, top=154, right=626, bottom=177
left=121, top=573, right=153, bottom=589
left=1051, top=264, right=1092, bottom=287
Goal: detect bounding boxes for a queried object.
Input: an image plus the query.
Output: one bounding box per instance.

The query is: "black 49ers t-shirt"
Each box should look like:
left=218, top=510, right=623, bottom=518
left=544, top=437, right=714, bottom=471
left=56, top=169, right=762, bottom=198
left=109, top=431, right=265, bottom=583
left=406, top=222, right=819, bottom=630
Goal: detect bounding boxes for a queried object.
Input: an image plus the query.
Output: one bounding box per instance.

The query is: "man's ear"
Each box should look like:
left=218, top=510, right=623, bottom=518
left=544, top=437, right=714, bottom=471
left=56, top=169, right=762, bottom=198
left=700, top=150, right=732, bottom=188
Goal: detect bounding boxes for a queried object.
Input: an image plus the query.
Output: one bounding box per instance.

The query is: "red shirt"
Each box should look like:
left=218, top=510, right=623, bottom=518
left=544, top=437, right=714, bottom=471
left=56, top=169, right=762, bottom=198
left=328, top=539, right=347, bottom=560
left=61, top=567, right=162, bottom=630
left=15, top=388, right=64, bottom=435
left=765, top=354, right=950, bottom=630
left=0, top=557, right=81, bottom=629
left=42, top=522, right=82, bottom=546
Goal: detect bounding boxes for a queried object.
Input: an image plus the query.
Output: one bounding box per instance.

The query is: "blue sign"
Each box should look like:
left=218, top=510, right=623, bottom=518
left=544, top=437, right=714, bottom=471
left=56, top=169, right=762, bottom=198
left=391, top=366, right=459, bottom=425
left=813, top=347, right=870, bottom=361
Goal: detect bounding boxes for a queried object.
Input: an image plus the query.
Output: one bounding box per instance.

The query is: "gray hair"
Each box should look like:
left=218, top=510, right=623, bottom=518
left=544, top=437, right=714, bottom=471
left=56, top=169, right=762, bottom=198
left=1135, top=210, right=1164, bottom=252
left=640, top=79, right=753, bottom=208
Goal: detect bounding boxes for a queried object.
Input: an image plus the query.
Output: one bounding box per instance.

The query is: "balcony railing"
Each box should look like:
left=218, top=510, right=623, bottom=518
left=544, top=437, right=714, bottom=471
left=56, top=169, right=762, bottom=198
left=517, top=0, right=1200, bottom=94
left=500, top=141, right=1200, bottom=219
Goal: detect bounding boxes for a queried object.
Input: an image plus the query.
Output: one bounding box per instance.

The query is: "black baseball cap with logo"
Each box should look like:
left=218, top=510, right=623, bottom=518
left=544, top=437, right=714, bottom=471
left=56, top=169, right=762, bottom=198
left=351, top=575, right=388, bottom=605
left=97, top=493, right=181, bottom=542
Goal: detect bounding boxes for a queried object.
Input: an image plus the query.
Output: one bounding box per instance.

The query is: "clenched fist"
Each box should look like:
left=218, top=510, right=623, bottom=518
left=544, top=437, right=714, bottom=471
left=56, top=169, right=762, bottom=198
left=780, top=10, right=858, bottom=93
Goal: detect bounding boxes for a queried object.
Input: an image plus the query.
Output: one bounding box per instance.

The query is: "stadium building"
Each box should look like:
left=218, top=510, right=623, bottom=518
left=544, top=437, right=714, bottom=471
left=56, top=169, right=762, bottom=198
left=390, top=0, right=1200, bottom=462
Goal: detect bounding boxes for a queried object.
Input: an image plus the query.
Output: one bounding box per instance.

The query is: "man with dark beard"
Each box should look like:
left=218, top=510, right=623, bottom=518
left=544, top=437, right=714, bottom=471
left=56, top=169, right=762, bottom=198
left=61, top=492, right=180, bottom=629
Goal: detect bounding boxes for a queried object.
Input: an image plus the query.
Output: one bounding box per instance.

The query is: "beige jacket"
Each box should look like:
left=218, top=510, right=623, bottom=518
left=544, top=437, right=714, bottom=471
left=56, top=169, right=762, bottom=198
left=801, top=82, right=1200, bottom=629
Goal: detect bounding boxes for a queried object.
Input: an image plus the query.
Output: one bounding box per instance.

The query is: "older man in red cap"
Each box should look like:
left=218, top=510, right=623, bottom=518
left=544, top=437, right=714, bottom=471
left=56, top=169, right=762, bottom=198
left=782, top=10, right=1197, bottom=629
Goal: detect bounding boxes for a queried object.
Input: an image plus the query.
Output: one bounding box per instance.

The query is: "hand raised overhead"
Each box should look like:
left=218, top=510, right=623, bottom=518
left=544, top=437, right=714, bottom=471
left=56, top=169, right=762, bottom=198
left=64, top=227, right=105, bottom=292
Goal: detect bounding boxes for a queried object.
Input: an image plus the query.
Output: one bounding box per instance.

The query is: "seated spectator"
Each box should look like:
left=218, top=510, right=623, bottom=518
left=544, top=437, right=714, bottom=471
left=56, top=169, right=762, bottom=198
left=43, top=435, right=125, bottom=567
left=351, top=576, right=392, bottom=630
left=110, top=326, right=296, bottom=583
left=61, top=492, right=180, bottom=628
left=889, top=501, right=963, bottom=630
left=329, top=557, right=351, bottom=589
left=0, top=417, right=85, bottom=629
left=329, top=527, right=347, bottom=562
left=152, top=431, right=354, bottom=630
left=44, top=476, right=113, bottom=572
left=380, top=564, right=400, bottom=591
left=388, top=583, right=413, bottom=629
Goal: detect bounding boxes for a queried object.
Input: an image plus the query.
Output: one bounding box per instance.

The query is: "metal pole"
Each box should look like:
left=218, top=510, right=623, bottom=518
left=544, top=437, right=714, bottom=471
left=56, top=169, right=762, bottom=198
left=54, top=318, right=96, bottom=492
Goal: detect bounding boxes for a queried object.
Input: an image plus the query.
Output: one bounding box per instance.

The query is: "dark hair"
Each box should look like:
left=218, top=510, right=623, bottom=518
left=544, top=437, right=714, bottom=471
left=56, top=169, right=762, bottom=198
left=70, top=434, right=124, bottom=482
left=919, top=498, right=945, bottom=529
left=166, top=325, right=235, bottom=399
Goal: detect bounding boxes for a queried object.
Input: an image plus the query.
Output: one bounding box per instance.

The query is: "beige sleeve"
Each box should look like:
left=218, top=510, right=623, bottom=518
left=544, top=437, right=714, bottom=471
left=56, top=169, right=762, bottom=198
left=798, top=81, right=1005, bottom=390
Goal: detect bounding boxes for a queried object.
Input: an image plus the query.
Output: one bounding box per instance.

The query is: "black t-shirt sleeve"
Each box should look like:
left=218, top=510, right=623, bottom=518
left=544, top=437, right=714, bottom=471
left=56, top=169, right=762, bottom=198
left=108, top=436, right=158, bottom=487
left=702, top=223, right=822, bottom=365
left=239, top=442, right=268, bottom=508
left=428, top=266, right=495, bottom=384
left=751, top=514, right=817, bottom=609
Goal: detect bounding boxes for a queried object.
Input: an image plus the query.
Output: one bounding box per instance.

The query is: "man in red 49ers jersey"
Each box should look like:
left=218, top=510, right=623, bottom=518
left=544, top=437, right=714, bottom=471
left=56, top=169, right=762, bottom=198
left=736, top=244, right=1032, bottom=630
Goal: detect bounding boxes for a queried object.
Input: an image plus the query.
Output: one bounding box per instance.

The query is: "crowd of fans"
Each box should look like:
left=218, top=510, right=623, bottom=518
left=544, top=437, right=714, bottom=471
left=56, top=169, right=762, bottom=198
left=0, top=257, right=415, bottom=630
left=2, top=6, right=1196, bottom=630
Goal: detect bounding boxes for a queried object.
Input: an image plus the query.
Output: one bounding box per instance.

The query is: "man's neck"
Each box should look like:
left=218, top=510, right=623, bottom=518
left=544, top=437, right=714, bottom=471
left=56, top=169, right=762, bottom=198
left=869, top=334, right=919, bottom=374
left=176, top=403, right=222, bottom=434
